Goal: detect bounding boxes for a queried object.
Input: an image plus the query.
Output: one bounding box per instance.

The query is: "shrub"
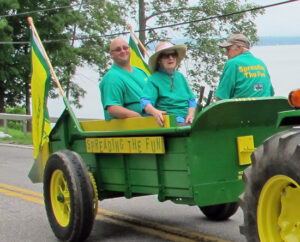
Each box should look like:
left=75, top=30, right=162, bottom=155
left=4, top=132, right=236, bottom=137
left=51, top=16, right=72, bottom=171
left=5, top=106, right=27, bottom=131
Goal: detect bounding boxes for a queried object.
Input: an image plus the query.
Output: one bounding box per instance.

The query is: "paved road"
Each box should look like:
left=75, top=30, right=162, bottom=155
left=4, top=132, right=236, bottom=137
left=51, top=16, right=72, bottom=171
left=0, top=144, right=246, bottom=242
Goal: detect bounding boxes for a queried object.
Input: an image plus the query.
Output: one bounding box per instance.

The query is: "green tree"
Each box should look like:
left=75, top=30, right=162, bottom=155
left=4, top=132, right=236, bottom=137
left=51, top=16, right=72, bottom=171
left=76, top=1, right=126, bottom=77
left=130, top=0, right=263, bottom=95
left=0, top=0, right=126, bottom=114
left=0, top=0, right=21, bottom=113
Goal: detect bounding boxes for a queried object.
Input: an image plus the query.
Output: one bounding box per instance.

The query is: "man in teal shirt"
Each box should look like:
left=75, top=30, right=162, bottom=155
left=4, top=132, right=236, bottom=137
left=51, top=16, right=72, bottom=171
left=215, top=34, right=274, bottom=100
left=100, top=38, right=148, bottom=121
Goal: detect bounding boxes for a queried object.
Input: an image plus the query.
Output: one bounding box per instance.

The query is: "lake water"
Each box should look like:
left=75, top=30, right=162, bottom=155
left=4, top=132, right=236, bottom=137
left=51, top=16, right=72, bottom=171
left=48, top=44, right=300, bottom=119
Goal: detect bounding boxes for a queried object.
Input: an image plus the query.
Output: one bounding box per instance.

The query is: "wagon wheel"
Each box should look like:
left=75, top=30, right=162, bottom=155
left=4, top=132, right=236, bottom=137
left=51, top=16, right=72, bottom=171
left=240, top=128, right=300, bottom=241
left=199, top=202, right=238, bottom=221
left=44, top=150, right=95, bottom=242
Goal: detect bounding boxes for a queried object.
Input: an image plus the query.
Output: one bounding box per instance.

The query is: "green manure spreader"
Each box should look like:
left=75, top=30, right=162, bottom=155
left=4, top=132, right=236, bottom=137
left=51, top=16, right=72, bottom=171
left=29, top=97, right=293, bottom=241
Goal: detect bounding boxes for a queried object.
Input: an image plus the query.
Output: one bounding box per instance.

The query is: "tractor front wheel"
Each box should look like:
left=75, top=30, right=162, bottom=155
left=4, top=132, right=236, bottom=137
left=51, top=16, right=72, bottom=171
left=44, top=150, right=95, bottom=241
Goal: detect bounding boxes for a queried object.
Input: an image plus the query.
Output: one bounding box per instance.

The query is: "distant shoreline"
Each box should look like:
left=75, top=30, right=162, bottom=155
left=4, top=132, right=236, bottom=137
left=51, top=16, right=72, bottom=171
left=169, top=36, right=300, bottom=48
left=256, top=36, right=300, bottom=46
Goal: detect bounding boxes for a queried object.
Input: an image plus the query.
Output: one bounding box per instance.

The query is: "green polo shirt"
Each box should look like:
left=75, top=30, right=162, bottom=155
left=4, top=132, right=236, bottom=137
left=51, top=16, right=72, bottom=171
left=100, top=65, right=148, bottom=121
left=215, top=52, right=274, bottom=99
left=142, top=70, right=195, bottom=118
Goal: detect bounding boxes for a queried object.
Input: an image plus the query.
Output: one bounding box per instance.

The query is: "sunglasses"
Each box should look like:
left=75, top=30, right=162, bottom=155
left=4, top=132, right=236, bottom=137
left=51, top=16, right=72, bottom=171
left=160, top=52, right=178, bottom=59
left=225, top=46, right=232, bottom=51
left=225, top=44, right=239, bottom=51
left=111, top=45, right=130, bottom=52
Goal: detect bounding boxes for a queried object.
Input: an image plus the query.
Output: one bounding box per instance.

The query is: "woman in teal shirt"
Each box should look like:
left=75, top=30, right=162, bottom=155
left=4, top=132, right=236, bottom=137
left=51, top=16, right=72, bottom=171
left=141, top=41, right=196, bottom=126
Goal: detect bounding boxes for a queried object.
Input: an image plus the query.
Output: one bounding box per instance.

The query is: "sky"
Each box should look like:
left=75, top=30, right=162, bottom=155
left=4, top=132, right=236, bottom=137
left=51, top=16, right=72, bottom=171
left=249, top=0, right=300, bottom=36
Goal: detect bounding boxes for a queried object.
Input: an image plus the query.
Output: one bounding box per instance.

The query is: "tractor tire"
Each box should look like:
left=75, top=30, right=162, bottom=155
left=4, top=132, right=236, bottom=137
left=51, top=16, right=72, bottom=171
left=240, top=128, right=300, bottom=242
left=199, top=202, right=239, bottom=221
left=44, top=150, right=95, bottom=242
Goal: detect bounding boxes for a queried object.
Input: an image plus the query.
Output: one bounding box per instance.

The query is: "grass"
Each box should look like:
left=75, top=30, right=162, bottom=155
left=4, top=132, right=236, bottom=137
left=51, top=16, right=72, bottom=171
left=0, top=126, right=33, bottom=145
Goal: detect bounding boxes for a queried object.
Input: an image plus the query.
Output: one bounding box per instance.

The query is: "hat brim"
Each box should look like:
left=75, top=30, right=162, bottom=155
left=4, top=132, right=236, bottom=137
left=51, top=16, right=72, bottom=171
left=148, top=44, right=186, bottom=73
left=218, top=41, right=232, bottom=48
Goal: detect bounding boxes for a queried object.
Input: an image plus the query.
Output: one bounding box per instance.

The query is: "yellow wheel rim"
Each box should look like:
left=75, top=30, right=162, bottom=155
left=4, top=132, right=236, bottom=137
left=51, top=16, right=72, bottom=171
left=258, top=175, right=300, bottom=242
left=50, top=169, right=71, bottom=227
left=89, top=172, right=98, bottom=218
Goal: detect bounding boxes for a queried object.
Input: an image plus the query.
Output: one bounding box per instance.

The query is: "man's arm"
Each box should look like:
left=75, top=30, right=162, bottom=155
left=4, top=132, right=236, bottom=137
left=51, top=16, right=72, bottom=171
left=215, top=61, right=236, bottom=100
left=106, top=105, right=141, bottom=119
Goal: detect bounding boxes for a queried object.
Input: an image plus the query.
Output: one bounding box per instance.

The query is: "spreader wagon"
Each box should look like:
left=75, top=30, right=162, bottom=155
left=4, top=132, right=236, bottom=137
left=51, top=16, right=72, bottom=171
left=29, top=97, right=293, bottom=241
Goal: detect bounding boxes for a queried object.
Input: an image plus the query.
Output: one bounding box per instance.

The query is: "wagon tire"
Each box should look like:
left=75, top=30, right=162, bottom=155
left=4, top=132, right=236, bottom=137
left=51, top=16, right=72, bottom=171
left=199, top=202, right=238, bottom=221
left=43, top=150, right=94, bottom=241
left=240, top=128, right=300, bottom=241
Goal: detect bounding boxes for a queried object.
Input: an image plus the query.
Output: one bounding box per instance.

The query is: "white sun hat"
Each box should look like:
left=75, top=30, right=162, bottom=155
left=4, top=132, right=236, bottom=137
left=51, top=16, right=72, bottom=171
left=148, top=41, right=187, bottom=72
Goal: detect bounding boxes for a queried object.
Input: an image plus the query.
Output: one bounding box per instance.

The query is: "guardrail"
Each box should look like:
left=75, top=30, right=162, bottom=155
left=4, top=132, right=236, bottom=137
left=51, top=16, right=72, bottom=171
left=0, top=113, right=58, bottom=135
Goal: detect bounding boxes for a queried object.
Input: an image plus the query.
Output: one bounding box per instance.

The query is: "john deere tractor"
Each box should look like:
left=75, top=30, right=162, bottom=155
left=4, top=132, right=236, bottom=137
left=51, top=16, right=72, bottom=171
left=240, top=89, right=300, bottom=241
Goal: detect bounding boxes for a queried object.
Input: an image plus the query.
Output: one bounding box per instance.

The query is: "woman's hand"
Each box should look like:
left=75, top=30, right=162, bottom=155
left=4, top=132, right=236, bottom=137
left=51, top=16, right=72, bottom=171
left=144, top=104, right=166, bottom=127
left=185, top=107, right=195, bottom=124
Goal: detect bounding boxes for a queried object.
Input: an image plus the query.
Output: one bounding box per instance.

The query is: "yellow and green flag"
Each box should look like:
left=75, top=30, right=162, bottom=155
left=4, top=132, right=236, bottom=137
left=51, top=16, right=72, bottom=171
left=28, top=28, right=52, bottom=183
left=129, top=33, right=151, bottom=75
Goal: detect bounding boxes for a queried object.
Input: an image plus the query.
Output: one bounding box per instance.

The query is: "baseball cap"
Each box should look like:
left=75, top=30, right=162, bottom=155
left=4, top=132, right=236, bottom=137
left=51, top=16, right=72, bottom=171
left=219, top=34, right=250, bottom=49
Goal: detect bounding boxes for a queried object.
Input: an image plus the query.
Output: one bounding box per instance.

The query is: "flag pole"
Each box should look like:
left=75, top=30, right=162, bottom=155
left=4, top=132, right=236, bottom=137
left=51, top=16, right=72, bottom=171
left=127, top=24, right=150, bottom=57
left=27, top=17, right=65, bottom=97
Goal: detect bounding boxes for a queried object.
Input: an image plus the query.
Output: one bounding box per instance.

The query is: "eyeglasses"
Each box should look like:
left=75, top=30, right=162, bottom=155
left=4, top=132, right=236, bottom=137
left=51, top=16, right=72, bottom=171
left=111, top=45, right=129, bottom=52
left=160, top=52, right=178, bottom=59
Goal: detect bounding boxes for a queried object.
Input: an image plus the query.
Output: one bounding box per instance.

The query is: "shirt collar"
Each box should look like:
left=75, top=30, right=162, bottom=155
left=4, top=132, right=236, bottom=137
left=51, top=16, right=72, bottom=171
left=158, top=67, right=175, bottom=76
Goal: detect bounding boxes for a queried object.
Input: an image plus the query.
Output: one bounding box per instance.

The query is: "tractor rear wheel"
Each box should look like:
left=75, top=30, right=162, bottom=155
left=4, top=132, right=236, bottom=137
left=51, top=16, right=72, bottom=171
left=240, top=128, right=300, bottom=241
left=44, top=150, right=95, bottom=241
left=199, top=202, right=238, bottom=221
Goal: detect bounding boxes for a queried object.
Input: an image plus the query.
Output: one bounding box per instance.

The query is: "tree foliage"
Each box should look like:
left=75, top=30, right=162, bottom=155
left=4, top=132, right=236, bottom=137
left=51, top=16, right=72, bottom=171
left=0, top=0, right=21, bottom=113
left=0, top=0, right=126, bottom=113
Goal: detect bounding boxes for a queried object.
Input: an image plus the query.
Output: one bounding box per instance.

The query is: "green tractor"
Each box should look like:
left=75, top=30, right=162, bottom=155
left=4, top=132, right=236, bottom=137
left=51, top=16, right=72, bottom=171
left=29, top=96, right=293, bottom=241
left=240, top=89, right=300, bottom=241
